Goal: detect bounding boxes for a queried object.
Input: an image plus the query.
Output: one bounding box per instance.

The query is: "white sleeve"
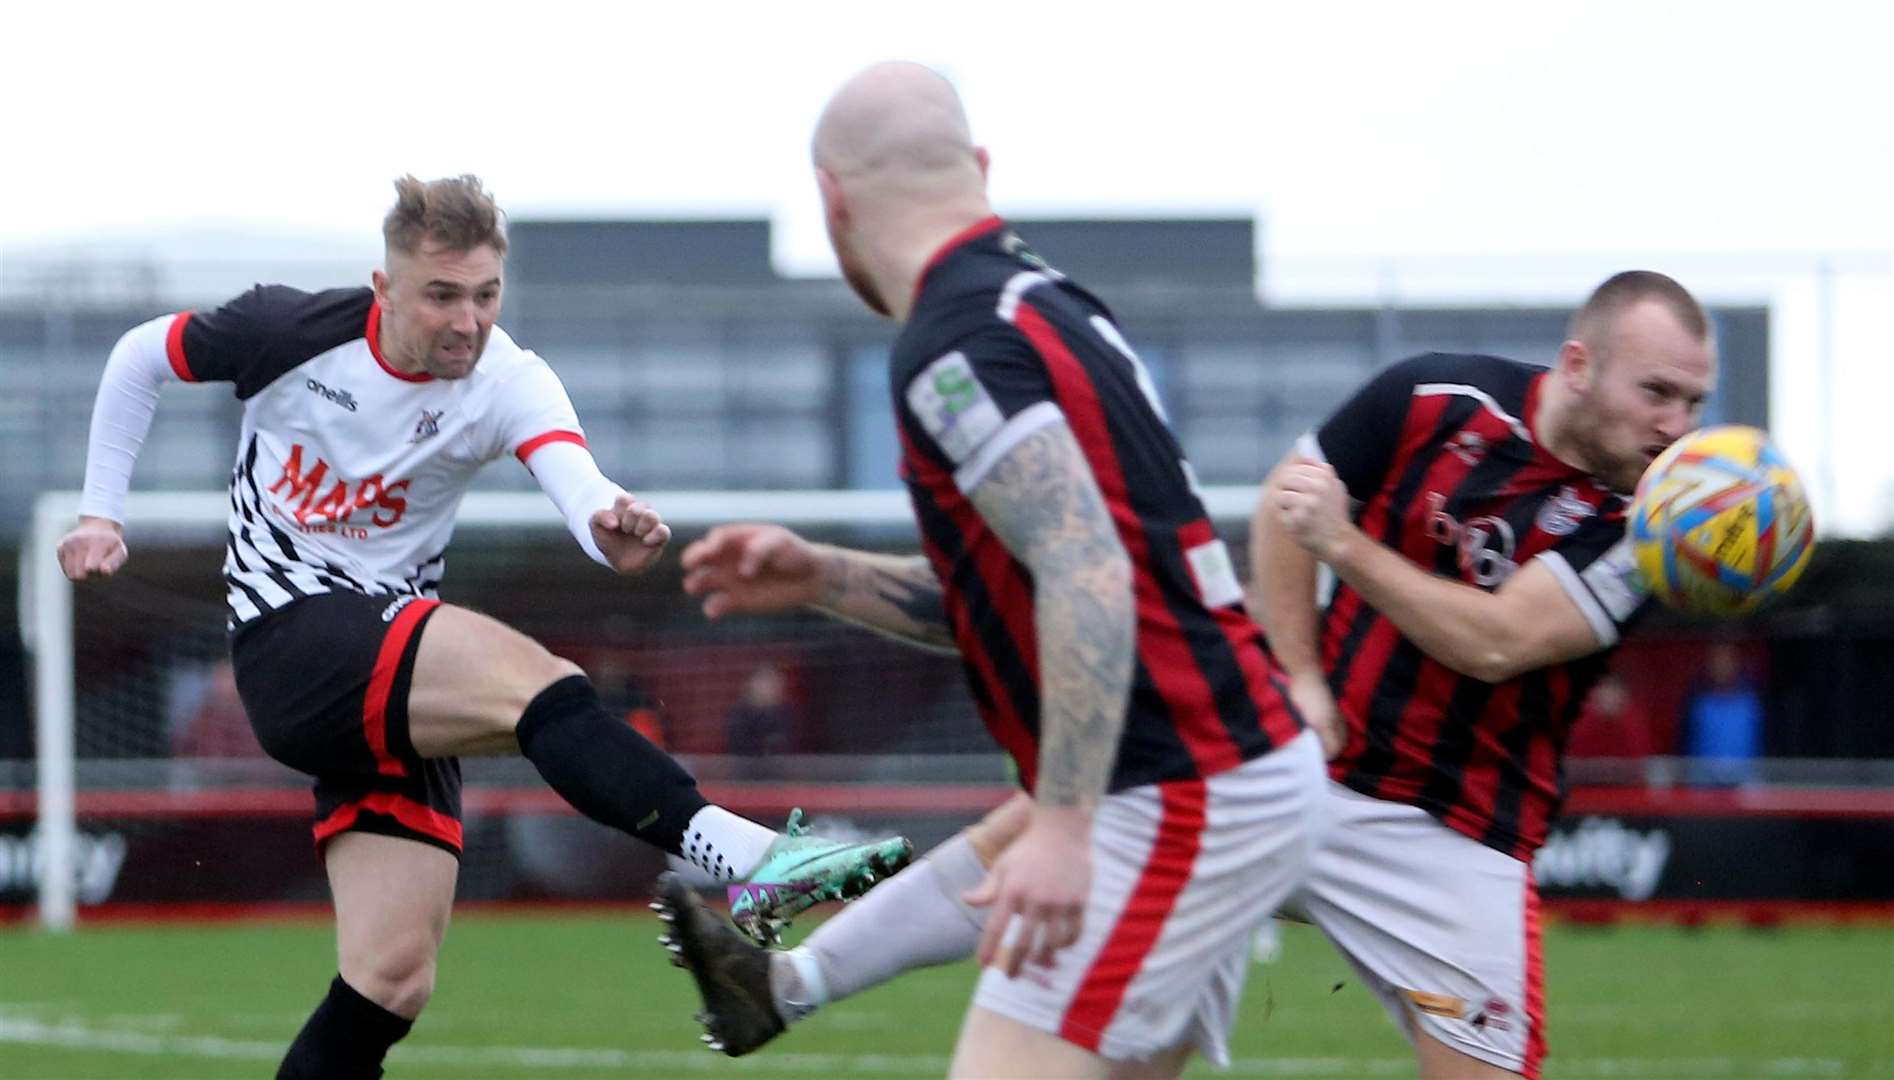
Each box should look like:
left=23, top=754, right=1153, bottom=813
left=79, top=315, right=183, bottom=524
left=489, top=350, right=634, bottom=565
left=494, top=349, right=585, bottom=461
left=523, top=440, right=627, bottom=566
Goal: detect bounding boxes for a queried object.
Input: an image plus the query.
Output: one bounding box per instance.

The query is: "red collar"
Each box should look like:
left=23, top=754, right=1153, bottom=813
left=366, top=301, right=433, bottom=383
left=912, top=215, right=1005, bottom=308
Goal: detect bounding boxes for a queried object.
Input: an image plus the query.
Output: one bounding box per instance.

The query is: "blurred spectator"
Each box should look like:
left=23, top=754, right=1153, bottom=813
left=1566, top=672, right=1655, bottom=760
left=625, top=692, right=667, bottom=749
left=725, top=661, right=797, bottom=759
left=1680, top=642, right=1764, bottom=786
left=593, top=658, right=668, bottom=749
left=169, top=659, right=265, bottom=758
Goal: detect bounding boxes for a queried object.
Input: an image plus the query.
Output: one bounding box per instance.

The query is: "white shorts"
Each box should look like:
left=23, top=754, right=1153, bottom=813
left=1286, top=781, right=1546, bottom=1078
left=973, top=730, right=1326, bottom=1065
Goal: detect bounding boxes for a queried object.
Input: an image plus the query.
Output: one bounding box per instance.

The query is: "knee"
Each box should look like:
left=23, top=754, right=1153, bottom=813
left=541, top=654, right=584, bottom=689
left=382, top=965, right=437, bottom=1021
left=508, top=652, right=584, bottom=725
left=343, top=932, right=440, bottom=1020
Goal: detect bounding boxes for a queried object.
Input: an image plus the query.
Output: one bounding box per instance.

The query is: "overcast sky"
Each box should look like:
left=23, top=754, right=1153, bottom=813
left=2, top=1, right=1889, bottom=529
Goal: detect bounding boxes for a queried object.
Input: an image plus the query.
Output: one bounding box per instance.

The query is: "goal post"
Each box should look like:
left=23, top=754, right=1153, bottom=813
left=18, top=484, right=1262, bottom=931
left=24, top=491, right=237, bottom=931
left=24, top=492, right=79, bottom=931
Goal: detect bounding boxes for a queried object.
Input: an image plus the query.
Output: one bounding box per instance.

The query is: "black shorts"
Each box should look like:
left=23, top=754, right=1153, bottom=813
left=230, top=592, right=463, bottom=858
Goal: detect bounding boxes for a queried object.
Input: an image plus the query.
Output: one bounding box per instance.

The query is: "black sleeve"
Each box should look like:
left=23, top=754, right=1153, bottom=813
left=898, top=326, right=1058, bottom=472
left=173, top=285, right=280, bottom=386
left=1534, top=509, right=1650, bottom=646
left=177, top=285, right=372, bottom=398
left=1312, top=353, right=1447, bottom=501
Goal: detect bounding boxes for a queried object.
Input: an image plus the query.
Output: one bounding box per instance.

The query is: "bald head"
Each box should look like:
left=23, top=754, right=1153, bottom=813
left=813, top=62, right=983, bottom=191
left=813, top=62, right=995, bottom=321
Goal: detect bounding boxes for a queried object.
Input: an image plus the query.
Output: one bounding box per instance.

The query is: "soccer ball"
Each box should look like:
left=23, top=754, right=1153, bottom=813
left=1629, top=425, right=1814, bottom=616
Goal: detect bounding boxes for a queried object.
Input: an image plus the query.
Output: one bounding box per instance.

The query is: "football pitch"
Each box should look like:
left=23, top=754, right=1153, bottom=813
left=1, top=913, right=1888, bottom=1079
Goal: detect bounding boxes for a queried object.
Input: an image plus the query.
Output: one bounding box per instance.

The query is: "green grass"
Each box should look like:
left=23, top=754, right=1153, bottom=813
left=1, top=914, right=1889, bottom=1078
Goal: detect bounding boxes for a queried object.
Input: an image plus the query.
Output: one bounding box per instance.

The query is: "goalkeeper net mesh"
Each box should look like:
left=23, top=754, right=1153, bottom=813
left=12, top=489, right=1254, bottom=925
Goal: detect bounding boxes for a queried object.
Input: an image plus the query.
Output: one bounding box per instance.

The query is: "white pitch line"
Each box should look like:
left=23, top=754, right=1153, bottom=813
left=0, top=1016, right=283, bottom=1062
left=0, top=1016, right=1882, bottom=1078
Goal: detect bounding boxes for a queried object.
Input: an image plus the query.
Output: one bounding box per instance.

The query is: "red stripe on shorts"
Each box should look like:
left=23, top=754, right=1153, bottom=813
left=1523, top=868, right=1547, bottom=1078
left=1057, top=779, right=1208, bottom=1050
left=362, top=598, right=440, bottom=778
left=312, top=790, right=464, bottom=853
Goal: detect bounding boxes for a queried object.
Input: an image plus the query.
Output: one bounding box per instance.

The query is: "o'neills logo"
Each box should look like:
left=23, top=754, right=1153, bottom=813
left=305, top=378, right=359, bottom=412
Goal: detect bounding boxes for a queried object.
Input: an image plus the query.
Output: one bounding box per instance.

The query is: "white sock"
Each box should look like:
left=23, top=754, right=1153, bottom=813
left=770, top=946, right=832, bottom=1024
left=680, top=806, right=778, bottom=882
left=768, top=831, right=987, bottom=1023
left=661, top=853, right=719, bottom=888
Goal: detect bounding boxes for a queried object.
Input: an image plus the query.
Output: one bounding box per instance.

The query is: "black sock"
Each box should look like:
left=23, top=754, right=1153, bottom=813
left=277, top=975, right=412, bottom=1080
left=516, top=674, right=708, bottom=853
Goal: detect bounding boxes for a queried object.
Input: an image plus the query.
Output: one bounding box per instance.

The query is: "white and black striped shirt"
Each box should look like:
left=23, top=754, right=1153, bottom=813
left=81, top=285, right=624, bottom=626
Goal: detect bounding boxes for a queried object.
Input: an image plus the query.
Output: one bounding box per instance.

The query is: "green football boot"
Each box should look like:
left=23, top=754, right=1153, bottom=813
left=725, top=809, right=912, bottom=946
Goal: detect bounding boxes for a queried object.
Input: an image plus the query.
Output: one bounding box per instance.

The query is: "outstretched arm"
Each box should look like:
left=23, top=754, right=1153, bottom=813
left=520, top=439, right=670, bottom=573
left=682, top=525, right=956, bottom=654
left=810, top=546, right=956, bottom=652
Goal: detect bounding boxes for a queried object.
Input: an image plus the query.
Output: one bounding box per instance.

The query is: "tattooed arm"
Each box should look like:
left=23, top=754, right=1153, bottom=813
left=808, top=546, right=957, bottom=654
left=681, top=524, right=956, bottom=654
left=967, top=420, right=1135, bottom=810
left=963, top=416, right=1134, bottom=975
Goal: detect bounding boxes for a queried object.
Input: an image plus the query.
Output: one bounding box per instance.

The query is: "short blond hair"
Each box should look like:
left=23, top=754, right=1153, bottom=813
left=382, top=174, right=507, bottom=257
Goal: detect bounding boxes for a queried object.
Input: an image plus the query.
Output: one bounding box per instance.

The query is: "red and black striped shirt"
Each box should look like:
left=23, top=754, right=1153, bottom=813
left=892, top=217, right=1305, bottom=794
left=1312, top=353, right=1648, bottom=860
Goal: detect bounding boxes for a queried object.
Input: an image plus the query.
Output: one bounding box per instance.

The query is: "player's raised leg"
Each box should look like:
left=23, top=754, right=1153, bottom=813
left=405, top=603, right=911, bottom=926
left=277, top=832, right=456, bottom=1079
left=662, top=794, right=1030, bottom=1056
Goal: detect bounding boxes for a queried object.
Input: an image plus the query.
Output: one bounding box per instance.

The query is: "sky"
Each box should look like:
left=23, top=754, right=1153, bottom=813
left=2, top=1, right=1889, bottom=528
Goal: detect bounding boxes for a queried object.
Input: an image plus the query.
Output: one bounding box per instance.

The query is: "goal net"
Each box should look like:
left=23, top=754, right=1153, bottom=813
left=15, top=487, right=1260, bottom=929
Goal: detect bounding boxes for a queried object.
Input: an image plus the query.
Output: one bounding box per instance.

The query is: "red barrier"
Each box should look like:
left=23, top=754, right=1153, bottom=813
left=4, top=783, right=1890, bottom=821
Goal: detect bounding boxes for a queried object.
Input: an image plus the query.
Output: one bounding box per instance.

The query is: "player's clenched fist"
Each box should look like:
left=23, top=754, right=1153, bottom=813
left=589, top=493, right=671, bottom=574
left=56, top=516, right=129, bottom=581
left=680, top=524, right=828, bottom=619
left=1271, top=457, right=1355, bottom=563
